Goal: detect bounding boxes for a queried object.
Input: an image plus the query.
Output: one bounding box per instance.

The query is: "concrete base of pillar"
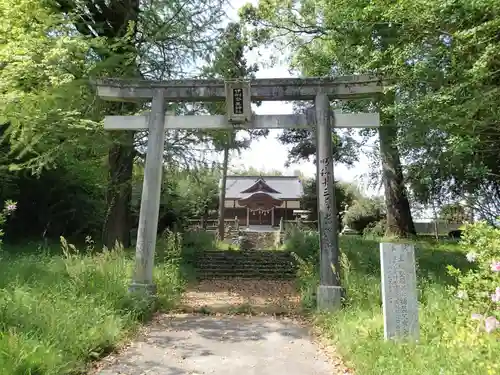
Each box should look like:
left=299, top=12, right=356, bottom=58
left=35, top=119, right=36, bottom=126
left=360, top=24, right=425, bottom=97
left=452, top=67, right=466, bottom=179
left=128, top=282, right=157, bottom=296
left=317, top=285, right=342, bottom=311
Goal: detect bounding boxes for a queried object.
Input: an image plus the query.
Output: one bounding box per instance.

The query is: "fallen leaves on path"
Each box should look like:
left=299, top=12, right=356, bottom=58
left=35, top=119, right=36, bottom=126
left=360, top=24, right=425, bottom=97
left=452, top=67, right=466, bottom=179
left=92, top=279, right=354, bottom=375
left=175, top=278, right=302, bottom=316
left=175, top=278, right=354, bottom=374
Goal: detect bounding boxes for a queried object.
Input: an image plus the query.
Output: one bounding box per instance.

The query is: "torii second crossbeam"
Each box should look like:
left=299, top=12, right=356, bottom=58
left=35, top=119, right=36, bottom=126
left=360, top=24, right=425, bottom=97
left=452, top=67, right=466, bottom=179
left=103, top=112, right=380, bottom=130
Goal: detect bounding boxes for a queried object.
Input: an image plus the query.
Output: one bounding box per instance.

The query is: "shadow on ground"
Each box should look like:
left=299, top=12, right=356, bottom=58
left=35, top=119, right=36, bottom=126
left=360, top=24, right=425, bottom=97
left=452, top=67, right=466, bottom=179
left=95, top=314, right=336, bottom=375
left=157, top=314, right=305, bottom=343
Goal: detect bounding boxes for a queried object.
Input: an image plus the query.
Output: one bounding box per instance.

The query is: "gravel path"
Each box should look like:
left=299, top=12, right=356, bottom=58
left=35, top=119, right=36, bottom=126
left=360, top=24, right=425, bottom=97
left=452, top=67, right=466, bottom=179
left=96, top=314, right=340, bottom=375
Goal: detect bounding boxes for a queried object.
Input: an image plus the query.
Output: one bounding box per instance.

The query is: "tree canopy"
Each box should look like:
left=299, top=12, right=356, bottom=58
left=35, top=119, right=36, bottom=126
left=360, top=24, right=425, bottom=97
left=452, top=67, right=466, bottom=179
left=0, top=0, right=235, bottom=243
left=240, top=0, right=500, bottom=229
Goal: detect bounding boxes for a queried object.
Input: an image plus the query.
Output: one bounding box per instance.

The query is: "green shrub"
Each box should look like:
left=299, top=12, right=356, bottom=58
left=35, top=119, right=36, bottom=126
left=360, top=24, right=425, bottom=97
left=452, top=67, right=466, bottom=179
left=448, top=222, right=500, bottom=336
left=363, top=219, right=386, bottom=238
left=0, top=200, right=16, bottom=250
left=343, top=197, right=385, bottom=233
left=282, top=227, right=320, bottom=264
left=157, top=229, right=183, bottom=261
left=2, top=161, right=107, bottom=242
left=177, top=229, right=215, bottom=267
left=181, top=230, right=216, bottom=251
left=292, top=252, right=319, bottom=310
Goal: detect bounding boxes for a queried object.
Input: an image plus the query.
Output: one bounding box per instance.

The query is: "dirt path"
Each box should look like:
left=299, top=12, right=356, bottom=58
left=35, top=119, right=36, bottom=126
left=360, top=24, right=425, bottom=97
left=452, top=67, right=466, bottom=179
left=94, top=280, right=350, bottom=375
left=176, top=279, right=301, bottom=315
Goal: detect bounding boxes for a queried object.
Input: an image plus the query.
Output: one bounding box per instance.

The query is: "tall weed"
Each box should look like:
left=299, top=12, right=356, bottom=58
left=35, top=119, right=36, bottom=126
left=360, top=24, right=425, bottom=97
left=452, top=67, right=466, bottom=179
left=0, top=236, right=185, bottom=375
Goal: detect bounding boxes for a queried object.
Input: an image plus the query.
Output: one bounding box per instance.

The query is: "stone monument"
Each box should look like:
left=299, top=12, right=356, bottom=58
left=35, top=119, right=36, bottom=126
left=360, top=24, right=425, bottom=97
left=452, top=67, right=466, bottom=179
left=380, top=242, right=419, bottom=340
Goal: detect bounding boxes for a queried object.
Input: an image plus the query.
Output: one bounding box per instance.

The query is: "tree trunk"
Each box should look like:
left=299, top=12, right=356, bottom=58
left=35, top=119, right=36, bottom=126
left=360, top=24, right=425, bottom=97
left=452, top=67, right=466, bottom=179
left=103, top=131, right=135, bottom=248
left=379, top=98, right=416, bottom=238
left=54, top=1, right=141, bottom=249
left=432, top=203, right=439, bottom=240
left=217, top=142, right=230, bottom=240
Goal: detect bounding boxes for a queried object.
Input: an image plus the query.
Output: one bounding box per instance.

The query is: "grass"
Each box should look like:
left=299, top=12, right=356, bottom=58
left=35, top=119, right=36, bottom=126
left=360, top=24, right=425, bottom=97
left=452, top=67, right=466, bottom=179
left=287, top=232, right=497, bottom=375
left=2, top=226, right=490, bottom=374
left=180, top=229, right=239, bottom=251
left=214, top=241, right=240, bottom=251
left=0, top=238, right=187, bottom=375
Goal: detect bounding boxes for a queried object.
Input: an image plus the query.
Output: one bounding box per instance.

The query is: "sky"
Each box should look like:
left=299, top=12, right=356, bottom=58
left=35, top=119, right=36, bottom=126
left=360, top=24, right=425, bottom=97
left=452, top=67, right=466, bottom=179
left=221, top=0, right=380, bottom=196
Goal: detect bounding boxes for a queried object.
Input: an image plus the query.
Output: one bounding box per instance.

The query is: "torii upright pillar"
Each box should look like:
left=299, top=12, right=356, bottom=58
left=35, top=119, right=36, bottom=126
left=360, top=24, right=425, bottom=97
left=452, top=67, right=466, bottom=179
left=130, top=90, right=166, bottom=293
left=315, top=92, right=342, bottom=309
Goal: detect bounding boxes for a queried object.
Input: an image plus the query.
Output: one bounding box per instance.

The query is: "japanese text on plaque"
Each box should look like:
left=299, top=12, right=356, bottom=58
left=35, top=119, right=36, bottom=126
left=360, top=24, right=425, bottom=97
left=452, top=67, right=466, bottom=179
left=232, top=88, right=244, bottom=115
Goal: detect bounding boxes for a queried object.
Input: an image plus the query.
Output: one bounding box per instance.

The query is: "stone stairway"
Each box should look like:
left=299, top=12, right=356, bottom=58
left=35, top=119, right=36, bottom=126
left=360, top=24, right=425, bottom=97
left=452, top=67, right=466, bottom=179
left=195, top=250, right=297, bottom=279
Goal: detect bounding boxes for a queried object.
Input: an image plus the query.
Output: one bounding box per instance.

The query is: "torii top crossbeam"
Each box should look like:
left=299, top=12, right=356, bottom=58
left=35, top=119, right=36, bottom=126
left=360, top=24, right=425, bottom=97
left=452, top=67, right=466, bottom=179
left=95, top=75, right=383, bottom=102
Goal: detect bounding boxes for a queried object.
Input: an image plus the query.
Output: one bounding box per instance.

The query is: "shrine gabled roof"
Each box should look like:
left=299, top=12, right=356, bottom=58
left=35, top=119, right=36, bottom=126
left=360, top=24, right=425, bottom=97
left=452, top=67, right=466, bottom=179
left=237, top=192, right=284, bottom=208
left=224, top=175, right=304, bottom=199
left=240, top=178, right=280, bottom=194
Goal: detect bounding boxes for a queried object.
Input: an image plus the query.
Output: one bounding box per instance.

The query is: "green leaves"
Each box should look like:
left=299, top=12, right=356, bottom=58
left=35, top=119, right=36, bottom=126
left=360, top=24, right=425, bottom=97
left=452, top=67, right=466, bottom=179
left=200, top=22, right=264, bottom=156
left=243, top=0, right=500, bottom=222
left=0, top=0, right=108, bottom=172
left=343, top=196, right=385, bottom=233
left=450, top=222, right=500, bottom=330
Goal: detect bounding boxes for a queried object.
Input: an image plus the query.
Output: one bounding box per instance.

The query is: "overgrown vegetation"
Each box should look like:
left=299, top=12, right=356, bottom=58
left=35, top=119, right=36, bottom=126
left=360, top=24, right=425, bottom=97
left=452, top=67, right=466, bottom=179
left=0, top=232, right=191, bottom=375
left=285, top=226, right=496, bottom=374
left=300, top=177, right=361, bottom=230
left=1, top=0, right=499, bottom=373
left=0, top=0, right=232, bottom=247
left=343, top=197, right=385, bottom=233
left=448, top=223, right=500, bottom=332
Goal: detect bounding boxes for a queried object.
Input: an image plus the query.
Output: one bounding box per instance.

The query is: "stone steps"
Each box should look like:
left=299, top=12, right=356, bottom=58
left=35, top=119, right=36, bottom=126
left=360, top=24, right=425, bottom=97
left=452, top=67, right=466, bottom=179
left=195, top=250, right=296, bottom=279
left=198, top=253, right=291, bottom=257
left=196, top=273, right=296, bottom=280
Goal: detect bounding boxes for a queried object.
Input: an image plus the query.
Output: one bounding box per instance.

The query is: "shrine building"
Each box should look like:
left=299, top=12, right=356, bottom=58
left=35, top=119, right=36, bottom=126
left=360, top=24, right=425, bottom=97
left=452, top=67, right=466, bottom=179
left=222, top=175, right=304, bottom=227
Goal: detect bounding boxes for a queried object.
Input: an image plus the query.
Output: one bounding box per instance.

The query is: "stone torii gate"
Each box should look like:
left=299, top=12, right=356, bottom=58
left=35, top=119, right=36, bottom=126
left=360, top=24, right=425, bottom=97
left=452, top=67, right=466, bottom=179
left=95, top=76, right=383, bottom=310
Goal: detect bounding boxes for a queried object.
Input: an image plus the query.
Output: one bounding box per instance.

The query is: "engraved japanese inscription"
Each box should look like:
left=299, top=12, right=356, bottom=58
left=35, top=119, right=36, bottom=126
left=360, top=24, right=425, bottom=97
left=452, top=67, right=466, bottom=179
left=319, top=157, right=334, bottom=251
left=233, top=88, right=244, bottom=114
left=380, top=243, right=419, bottom=340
